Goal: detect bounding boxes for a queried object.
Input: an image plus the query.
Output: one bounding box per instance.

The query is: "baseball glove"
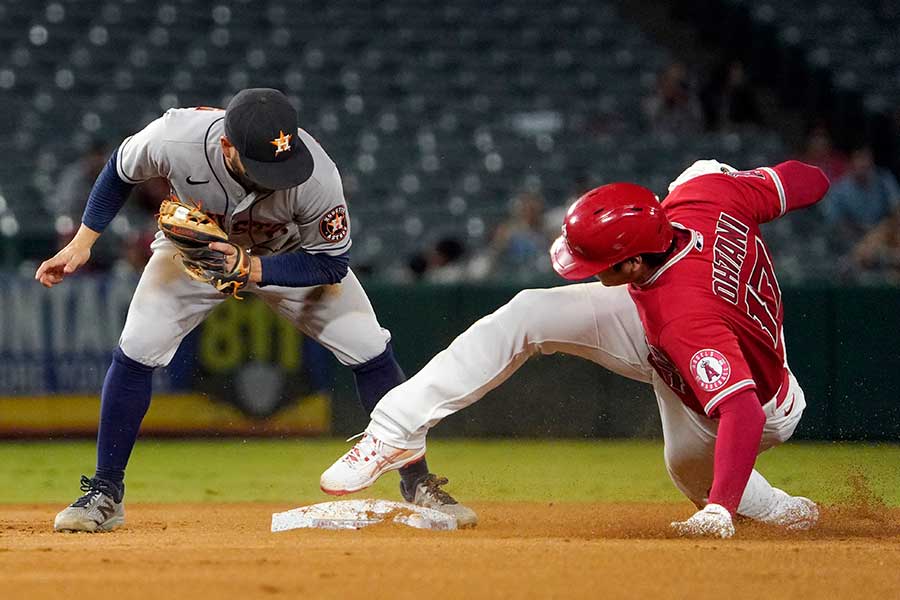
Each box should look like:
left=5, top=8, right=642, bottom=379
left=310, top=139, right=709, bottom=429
left=157, top=197, right=251, bottom=298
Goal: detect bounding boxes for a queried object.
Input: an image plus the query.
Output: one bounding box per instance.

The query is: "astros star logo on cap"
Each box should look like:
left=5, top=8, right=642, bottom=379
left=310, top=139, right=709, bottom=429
left=270, top=130, right=292, bottom=155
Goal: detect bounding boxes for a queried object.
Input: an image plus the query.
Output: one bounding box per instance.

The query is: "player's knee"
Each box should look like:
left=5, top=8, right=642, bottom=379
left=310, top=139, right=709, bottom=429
left=503, top=289, right=552, bottom=327
left=488, top=289, right=562, bottom=356
left=118, top=334, right=174, bottom=368
left=344, top=329, right=393, bottom=366
left=112, top=346, right=156, bottom=372
left=587, top=284, right=634, bottom=322
left=768, top=425, right=795, bottom=447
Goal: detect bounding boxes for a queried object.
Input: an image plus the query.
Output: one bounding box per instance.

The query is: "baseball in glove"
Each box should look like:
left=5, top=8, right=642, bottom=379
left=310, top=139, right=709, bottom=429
left=157, top=197, right=251, bottom=298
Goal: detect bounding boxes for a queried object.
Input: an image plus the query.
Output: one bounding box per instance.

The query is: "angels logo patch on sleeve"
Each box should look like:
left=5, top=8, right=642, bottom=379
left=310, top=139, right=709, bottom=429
left=319, top=206, right=349, bottom=242
left=690, top=349, right=731, bottom=392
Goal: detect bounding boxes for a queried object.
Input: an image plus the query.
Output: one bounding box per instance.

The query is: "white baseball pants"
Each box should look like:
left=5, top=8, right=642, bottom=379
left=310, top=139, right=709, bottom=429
left=367, top=282, right=806, bottom=518
left=118, top=236, right=391, bottom=368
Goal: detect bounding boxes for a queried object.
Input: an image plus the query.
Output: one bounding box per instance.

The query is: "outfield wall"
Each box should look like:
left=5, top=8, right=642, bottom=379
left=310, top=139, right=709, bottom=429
left=0, top=275, right=897, bottom=440
left=335, top=283, right=900, bottom=441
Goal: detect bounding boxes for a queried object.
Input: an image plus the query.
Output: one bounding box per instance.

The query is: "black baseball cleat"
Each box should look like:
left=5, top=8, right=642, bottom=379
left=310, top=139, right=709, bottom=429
left=401, top=473, right=478, bottom=528
left=54, top=476, right=125, bottom=533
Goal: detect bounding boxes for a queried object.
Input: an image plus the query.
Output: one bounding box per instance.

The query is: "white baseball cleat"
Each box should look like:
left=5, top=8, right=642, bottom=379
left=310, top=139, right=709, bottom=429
left=54, top=476, right=125, bottom=533
left=402, top=474, right=479, bottom=529
left=757, top=489, right=819, bottom=530
left=320, top=433, right=426, bottom=496
left=671, top=503, right=735, bottom=538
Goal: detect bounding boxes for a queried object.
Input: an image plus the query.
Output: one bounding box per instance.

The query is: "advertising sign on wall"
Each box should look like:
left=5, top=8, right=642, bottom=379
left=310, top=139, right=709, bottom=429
left=0, top=274, right=333, bottom=436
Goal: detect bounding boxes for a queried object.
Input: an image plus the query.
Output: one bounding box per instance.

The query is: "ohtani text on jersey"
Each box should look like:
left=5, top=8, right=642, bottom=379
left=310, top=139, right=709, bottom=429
left=711, top=212, right=749, bottom=305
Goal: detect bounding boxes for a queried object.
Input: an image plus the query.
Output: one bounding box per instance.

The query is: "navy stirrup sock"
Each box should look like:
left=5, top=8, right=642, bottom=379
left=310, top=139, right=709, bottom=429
left=351, top=342, right=406, bottom=414
left=94, top=347, right=154, bottom=486
left=351, top=343, right=429, bottom=486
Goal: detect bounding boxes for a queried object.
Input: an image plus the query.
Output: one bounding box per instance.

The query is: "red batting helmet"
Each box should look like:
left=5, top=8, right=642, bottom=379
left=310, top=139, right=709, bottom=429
left=551, top=183, right=674, bottom=280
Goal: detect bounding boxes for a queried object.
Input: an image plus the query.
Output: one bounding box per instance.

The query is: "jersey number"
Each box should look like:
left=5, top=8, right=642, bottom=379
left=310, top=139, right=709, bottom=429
left=745, top=236, right=781, bottom=347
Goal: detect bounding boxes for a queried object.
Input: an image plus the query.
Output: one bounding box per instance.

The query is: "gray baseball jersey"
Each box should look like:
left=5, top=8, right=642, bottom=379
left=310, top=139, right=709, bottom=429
left=112, top=107, right=390, bottom=369
left=116, top=107, right=351, bottom=257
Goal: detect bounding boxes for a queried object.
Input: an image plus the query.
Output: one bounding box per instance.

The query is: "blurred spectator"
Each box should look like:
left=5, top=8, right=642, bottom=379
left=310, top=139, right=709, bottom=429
left=490, top=191, right=549, bottom=273
left=408, top=236, right=468, bottom=284
left=566, top=174, right=596, bottom=205
left=642, top=62, right=703, bottom=135
left=111, top=177, right=169, bottom=272
left=851, top=209, right=900, bottom=282
left=132, top=177, right=171, bottom=216
left=700, top=59, right=761, bottom=131
left=46, top=140, right=109, bottom=222
left=797, top=124, right=847, bottom=182
left=46, top=140, right=167, bottom=272
left=824, top=146, right=900, bottom=240
left=891, top=106, right=900, bottom=180
left=120, top=229, right=158, bottom=274
left=544, top=175, right=595, bottom=241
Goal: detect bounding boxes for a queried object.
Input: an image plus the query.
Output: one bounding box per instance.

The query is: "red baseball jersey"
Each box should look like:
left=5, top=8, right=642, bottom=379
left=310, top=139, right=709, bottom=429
left=628, top=161, right=829, bottom=417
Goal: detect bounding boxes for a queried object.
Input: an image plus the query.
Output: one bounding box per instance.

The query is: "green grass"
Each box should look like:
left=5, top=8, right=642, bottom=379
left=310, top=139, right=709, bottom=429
left=1, top=439, right=898, bottom=505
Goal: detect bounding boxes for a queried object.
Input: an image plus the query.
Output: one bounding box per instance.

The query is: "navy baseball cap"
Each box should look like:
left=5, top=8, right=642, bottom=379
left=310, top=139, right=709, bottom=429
left=224, top=88, right=314, bottom=190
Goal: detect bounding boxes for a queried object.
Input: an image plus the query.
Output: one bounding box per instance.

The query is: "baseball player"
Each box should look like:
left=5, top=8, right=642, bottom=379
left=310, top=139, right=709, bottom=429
left=36, top=88, right=475, bottom=532
left=320, top=159, right=829, bottom=538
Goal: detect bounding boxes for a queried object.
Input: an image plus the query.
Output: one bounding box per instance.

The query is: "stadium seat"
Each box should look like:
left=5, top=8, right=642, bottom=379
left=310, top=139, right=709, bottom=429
left=0, top=0, right=822, bottom=278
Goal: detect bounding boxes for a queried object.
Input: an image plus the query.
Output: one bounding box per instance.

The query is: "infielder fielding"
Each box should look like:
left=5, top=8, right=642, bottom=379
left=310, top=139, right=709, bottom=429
left=37, top=88, right=475, bottom=532
left=320, top=159, right=829, bottom=538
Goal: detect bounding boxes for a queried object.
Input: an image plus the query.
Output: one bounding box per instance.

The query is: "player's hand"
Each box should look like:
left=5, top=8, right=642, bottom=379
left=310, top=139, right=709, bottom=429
left=35, top=240, right=92, bottom=288
left=208, top=242, right=261, bottom=283
left=670, top=503, right=735, bottom=538
left=209, top=241, right=238, bottom=270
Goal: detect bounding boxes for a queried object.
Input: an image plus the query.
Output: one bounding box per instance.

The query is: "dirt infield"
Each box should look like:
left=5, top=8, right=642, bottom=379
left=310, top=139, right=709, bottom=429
left=2, top=502, right=899, bottom=599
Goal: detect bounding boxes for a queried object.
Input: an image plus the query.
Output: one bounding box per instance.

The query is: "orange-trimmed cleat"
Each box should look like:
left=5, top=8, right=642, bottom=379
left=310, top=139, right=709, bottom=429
left=320, top=433, right=426, bottom=496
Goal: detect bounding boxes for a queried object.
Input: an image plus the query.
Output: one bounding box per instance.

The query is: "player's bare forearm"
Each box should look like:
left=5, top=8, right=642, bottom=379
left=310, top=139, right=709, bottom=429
left=34, top=224, right=101, bottom=287
left=71, top=223, right=102, bottom=248
left=250, top=256, right=262, bottom=283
